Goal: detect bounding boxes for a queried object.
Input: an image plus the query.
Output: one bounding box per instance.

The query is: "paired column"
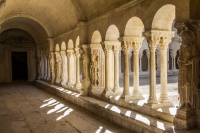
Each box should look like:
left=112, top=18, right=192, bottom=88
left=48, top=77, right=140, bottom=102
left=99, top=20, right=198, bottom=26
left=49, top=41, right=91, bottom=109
left=67, top=50, right=74, bottom=87
left=46, top=53, right=51, bottom=80
left=49, top=52, right=55, bottom=84
left=159, top=32, right=174, bottom=103
left=143, top=31, right=159, bottom=104
left=131, top=37, right=144, bottom=100
left=113, top=44, right=121, bottom=92
left=101, top=42, right=113, bottom=97
left=120, top=37, right=131, bottom=99
left=74, top=47, right=81, bottom=88
left=139, top=53, right=143, bottom=72
left=55, top=52, right=62, bottom=84
left=60, top=51, right=67, bottom=86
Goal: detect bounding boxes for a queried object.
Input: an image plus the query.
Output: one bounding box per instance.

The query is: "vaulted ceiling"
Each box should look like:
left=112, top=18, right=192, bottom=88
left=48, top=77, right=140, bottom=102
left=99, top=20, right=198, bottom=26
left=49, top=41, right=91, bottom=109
left=0, top=0, right=135, bottom=42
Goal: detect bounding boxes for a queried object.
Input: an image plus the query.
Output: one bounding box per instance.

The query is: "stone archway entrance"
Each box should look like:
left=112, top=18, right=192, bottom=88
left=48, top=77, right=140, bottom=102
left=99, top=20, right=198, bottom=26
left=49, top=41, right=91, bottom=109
left=11, top=52, right=28, bottom=80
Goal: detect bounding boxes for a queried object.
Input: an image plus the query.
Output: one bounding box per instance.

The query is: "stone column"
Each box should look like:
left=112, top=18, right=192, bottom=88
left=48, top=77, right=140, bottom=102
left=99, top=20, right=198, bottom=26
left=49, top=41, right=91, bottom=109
left=101, top=42, right=113, bottom=97
left=36, top=54, right=41, bottom=80
left=113, top=44, right=121, bottom=93
left=60, top=51, right=67, bottom=86
left=131, top=37, right=144, bottom=100
left=173, top=55, right=176, bottom=70
left=46, top=53, right=50, bottom=80
left=158, top=32, right=174, bottom=104
left=49, top=52, right=55, bottom=84
left=79, top=45, right=90, bottom=96
left=139, top=53, right=143, bottom=72
left=74, top=47, right=81, bottom=88
left=44, top=54, right=48, bottom=80
left=67, top=50, right=74, bottom=87
left=120, top=37, right=131, bottom=99
left=146, top=50, right=150, bottom=72
left=55, top=52, right=62, bottom=84
left=143, top=31, right=159, bottom=104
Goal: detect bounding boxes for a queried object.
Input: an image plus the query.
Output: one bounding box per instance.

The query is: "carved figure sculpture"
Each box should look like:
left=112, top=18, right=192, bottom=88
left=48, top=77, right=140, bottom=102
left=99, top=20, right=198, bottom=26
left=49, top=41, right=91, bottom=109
left=178, top=29, right=200, bottom=109
left=90, top=52, right=99, bottom=86
left=55, top=55, right=62, bottom=83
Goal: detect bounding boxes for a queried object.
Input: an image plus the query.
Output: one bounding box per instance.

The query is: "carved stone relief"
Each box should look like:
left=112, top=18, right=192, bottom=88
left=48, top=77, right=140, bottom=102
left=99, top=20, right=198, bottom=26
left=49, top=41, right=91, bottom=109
left=90, top=51, right=99, bottom=86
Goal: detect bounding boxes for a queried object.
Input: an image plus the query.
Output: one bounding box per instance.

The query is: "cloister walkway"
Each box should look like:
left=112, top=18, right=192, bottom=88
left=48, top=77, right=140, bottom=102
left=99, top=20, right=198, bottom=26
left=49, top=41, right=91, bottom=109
left=0, top=82, right=131, bottom=133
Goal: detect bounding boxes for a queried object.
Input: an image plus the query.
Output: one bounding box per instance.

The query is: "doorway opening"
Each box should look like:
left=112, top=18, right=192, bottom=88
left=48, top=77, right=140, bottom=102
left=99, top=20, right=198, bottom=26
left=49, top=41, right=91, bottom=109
left=11, top=52, right=28, bottom=80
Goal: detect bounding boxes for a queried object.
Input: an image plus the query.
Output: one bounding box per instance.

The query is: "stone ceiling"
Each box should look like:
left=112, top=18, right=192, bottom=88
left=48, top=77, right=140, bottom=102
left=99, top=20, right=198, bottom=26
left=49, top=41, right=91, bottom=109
left=0, top=0, right=138, bottom=41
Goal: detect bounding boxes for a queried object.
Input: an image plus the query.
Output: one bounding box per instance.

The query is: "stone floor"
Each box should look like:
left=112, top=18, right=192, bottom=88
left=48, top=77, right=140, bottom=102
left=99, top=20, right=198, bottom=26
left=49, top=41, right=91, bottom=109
left=0, top=82, right=131, bottom=133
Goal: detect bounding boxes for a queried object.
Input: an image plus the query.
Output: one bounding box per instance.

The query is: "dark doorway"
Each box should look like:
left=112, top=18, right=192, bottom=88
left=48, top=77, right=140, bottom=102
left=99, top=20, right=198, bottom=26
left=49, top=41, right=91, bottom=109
left=11, top=52, right=28, bottom=80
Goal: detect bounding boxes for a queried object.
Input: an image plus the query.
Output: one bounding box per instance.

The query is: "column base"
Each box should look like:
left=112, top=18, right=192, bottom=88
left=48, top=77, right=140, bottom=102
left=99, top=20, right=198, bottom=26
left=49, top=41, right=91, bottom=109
left=147, top=97, right=158, bottom=104
left=55, top=78, right=61, bottom=84
left=75, top=82, right=82, bottom=89
left=67, top=81, right=74, bottom=87
left=173, top=107, right=196, bottom=129
left=131, top=92, right=145, bottom=100
left=120, top=91, right=131, bottom=99
left=101, top=89, right=113, bottom=98
left=159, top=95, right=173, bottom=104
left=61, top=81, right=67, bottom=86
left=80, top=80, right=90, bottom=96
left=112, top=87, right=121, bottom=93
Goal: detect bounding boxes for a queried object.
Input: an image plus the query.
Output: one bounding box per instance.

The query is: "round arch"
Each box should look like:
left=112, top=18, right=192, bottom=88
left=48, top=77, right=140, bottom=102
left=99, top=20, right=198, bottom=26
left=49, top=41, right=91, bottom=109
left=152, top=4, right=175, bottom=31
left=75, top=36, right=80, bottom=47
left=55, top=44, right=60, bottom=52
left=61, top=42, right=66, bottom=50
left=0, top=14, right=52, bottom=37
left=68, top=39, right=74, bottom=49
left=91, top=30, right=102, bottom=43
left=124, top=17, right=144, bottom=37
left=105, top=25, right=120, bottom=41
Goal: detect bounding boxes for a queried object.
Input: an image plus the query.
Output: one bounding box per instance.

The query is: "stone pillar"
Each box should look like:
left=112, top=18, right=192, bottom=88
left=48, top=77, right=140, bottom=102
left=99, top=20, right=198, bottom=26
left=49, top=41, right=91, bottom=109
left=74, top=47, right=81, bottom=89
left=143, top=31, right=159, bottom=104
left=67, top=50, right=74, bottom=87
left=101, top=42, right=113, bottom=97
left=131, top=37, right=144, bottom=100
left=55, top=52, right=62, bottom=84
left=173, top=21, right=200, bottom=129
left=113, top=44, right=121, bottom=92
left=120, top=37, right=131, bottom=99
left=80, top=45, right=90, bottom=96
left=46, top=53, right=51, bottom=80
left=49, top=52, right=55, bottom=84
left=158, top=32, right=174, bottom=104
left=36, top=54, right=41, bottom=80
left=139, top=53, right=143, bottom=72
left=146, top=50, right=150, bottom=72
left=60, top=51, right=67, bottom=86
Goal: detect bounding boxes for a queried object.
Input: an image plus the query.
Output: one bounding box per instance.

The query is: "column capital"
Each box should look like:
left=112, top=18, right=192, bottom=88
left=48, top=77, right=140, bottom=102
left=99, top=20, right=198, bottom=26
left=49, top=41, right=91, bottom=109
left=90, top=43, right=102, bottom=49
left=143, top=30, right=174, bottom=50
left=60, top=50, right=66, bottom=57
left=66, top=49, right=74, bottom=58
left=159, top=32, right=174, bottom=50
left=101, top=42, right=113, bottom=54
left=113, top=45, right=121, bottom=54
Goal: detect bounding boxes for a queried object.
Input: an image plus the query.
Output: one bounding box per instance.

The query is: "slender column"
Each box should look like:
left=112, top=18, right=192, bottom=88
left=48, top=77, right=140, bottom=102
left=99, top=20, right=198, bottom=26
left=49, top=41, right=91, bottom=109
left=46, top=53, right=50, bottom=80
left=143, top=31, right=159, bottom=104
left=146, top=50, right=150, bottom=72
left=75, top=48, right=81, bottom=88
left=55, top=52, right=62, bottom=84
left=36, top=55, right=41, bottom=80
left=173, top=55, right=176, bottom=70
left=60, top=51, right=67, bottom=86
left=49, top=52, right=55, bottom=84
left=101, top=43, right=113, bottom=96
left=139, top=53, right=143, bottom=72
left=132, top=37, right=144, bottom=100
left=120, top=37, right=131, bottom=99
left=113, top=45, right=121, bottom=92
left=67, top=50, right=74, bottom=86
left=44, top=54, right=48, bottom=80
left=159, top=34, right=174, bottom=103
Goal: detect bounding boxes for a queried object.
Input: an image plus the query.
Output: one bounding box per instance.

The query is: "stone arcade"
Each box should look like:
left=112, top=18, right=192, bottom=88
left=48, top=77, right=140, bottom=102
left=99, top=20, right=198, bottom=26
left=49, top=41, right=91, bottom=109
left=0, top=0, right=200, bottom=132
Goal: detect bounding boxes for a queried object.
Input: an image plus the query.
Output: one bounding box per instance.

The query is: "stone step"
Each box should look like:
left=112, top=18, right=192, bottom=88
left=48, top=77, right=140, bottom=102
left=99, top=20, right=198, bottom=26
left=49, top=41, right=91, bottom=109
left=34, top=80, right=175, bottom=133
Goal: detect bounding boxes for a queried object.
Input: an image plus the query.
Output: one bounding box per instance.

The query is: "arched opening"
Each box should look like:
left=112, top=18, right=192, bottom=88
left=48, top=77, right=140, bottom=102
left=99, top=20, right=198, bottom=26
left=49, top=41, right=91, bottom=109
left=0, top=28, right=35, bottom=81
left=91, top=31, right=102, bottom=43
left=61, top=42, right=66, bottom=51
left=152, top=4, right=175, bottom=31
left=105, top=25, right=119, bottom=41
left=142, top=50, right=148, bottom=71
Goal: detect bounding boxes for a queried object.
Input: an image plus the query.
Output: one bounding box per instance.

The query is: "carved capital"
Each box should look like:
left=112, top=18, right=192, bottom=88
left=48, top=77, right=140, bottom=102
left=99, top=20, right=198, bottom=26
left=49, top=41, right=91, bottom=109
left=66, top=50, right=74, bottom=58
left=113, top=45, right=121, bottom=54
left=102, top=41, right=113, bottom=55
left=144, top=30, right=174, bottom=50
left=60, top=51, right=66, bottom=57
